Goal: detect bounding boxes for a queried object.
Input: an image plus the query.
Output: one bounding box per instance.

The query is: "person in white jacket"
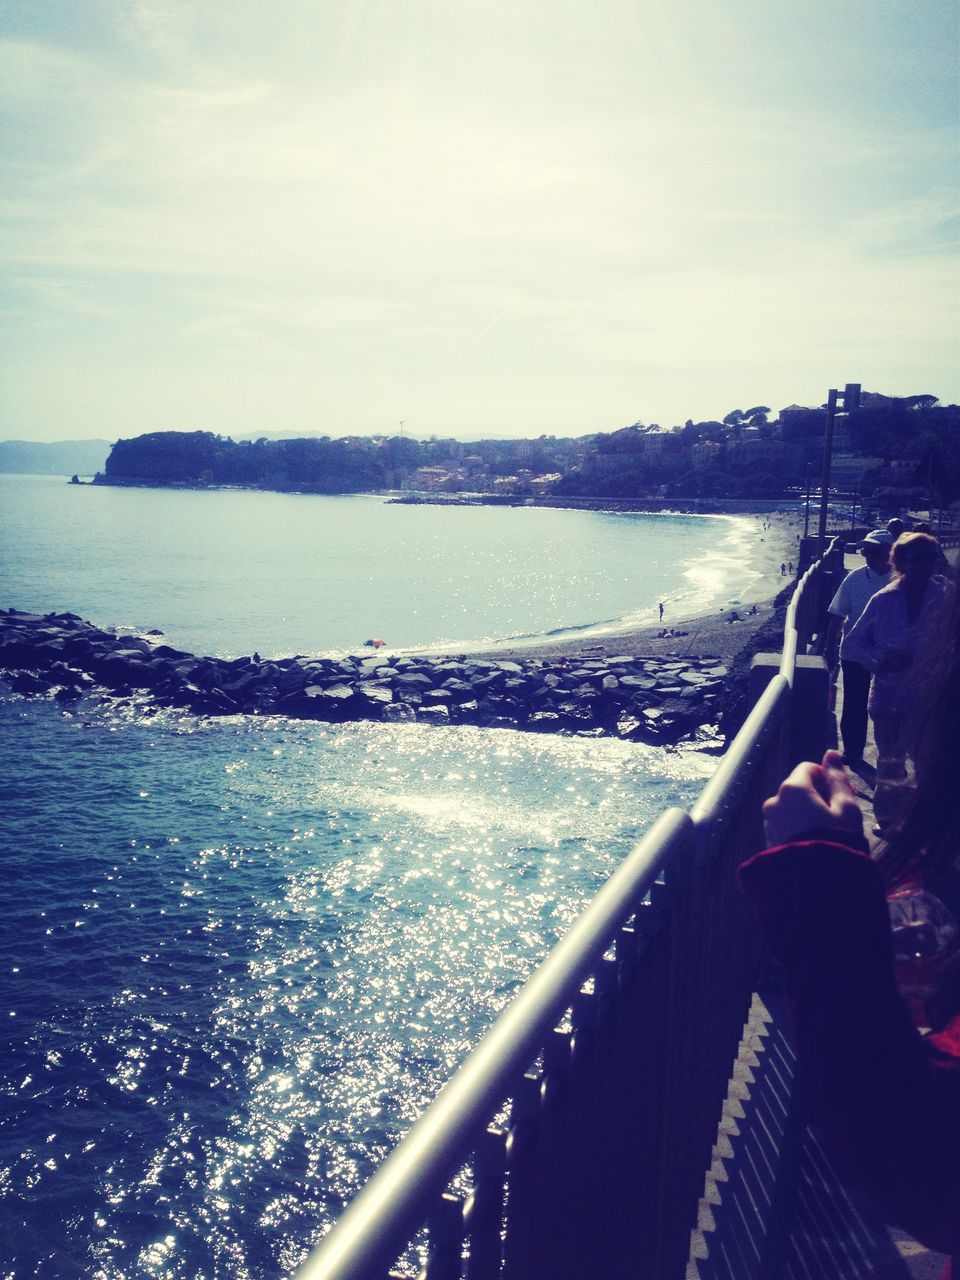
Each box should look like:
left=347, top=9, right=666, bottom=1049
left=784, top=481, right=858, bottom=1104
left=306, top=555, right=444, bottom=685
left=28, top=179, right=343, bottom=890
left=843, top=532, right=954, bottom=830
left=825, top=529, right=893, bottom=767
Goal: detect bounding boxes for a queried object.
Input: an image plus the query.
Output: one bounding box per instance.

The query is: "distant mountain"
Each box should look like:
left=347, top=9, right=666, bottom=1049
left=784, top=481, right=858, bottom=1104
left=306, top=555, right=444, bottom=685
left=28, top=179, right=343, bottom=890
left=0, top=439, right=112, bottom=476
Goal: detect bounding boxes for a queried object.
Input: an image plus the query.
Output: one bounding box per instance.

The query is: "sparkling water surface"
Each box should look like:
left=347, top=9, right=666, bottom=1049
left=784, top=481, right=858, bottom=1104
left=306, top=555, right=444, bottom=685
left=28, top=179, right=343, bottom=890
left=0, top=475, right=724, bottom=1277
left=0, top=475, right=757, bottom=657
left=0, top=698, right=709, bottom=1278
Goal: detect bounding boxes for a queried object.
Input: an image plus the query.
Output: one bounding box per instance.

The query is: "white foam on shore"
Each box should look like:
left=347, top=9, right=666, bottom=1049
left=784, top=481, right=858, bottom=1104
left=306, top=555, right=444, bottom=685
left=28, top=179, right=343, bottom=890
left=378, top=511, right=802, bottom=658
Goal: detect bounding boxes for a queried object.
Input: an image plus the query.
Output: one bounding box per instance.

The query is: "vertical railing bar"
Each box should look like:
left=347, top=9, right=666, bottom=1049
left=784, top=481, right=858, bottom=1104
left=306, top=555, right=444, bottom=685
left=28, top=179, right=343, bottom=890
left=502, top=1074, right=542, bottom=1280
left=462, top=1126, right=506, bottom=1280
left=423, top=1194, right=465, bottom=1280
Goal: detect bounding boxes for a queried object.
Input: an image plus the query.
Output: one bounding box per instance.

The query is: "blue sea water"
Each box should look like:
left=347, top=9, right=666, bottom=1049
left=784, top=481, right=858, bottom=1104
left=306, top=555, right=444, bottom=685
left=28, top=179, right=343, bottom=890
left=0, top=476, right=729, bottom=1277
left=0, top=475, right=758, bottom=657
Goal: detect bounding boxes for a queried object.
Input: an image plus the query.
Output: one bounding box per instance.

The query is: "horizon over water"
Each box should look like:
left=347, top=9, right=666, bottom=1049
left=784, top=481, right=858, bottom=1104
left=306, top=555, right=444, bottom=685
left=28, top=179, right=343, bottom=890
left=0, top=474, right=732, bottom=1277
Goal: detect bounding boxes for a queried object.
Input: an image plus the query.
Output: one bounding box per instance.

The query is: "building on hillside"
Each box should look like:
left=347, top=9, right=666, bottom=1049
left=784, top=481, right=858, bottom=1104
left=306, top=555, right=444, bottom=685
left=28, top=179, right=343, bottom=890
left=830, top=455, right=884, bottom=489
left=692, top=441, right=722, bottom=467
left=410, top=466, right=462, bottom=491
left=636, top=433, right=668, bottom=454
left=779, top=404, right=827, bottom=433
left=888, top=459, right=916, bottom=481
left=530, top=473, right=562, bottom=494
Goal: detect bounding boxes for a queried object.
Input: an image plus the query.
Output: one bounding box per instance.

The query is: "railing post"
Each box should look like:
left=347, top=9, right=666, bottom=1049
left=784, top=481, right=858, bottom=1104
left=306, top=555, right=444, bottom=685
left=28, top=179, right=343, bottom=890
left=424, top=1194, right=465, bottom=1280
left=502, top=1074, right=542, bottom=1280
left=750, top=655, right=832, bottom=768
left=790, top=656, right=833, bottom=764
left=463, top=1128, right=507, bottom=1280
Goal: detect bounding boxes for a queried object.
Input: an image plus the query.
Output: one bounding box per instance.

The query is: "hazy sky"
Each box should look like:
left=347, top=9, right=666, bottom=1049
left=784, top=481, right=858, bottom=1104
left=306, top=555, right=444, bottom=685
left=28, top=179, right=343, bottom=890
left=2, top=0, right=958, bottom=443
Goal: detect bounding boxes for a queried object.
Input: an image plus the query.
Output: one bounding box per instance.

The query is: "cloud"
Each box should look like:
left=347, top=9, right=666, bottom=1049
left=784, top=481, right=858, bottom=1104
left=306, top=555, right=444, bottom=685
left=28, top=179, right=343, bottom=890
left=0, top=2, right=957, bottom=439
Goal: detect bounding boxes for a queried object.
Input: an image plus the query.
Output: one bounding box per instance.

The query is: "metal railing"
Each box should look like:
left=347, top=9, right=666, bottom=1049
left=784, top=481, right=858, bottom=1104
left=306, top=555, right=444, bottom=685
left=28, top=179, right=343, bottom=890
left=293, top=540, right=843, bottom=1280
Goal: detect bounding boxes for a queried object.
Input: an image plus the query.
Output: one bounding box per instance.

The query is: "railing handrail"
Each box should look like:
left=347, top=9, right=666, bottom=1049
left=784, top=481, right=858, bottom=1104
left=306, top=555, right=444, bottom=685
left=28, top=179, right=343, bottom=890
left=295, top=808, right=692, bottom=1279
left=690, top=674, right=789, bottom=828
left=293, top=539, right=840, bottom=1280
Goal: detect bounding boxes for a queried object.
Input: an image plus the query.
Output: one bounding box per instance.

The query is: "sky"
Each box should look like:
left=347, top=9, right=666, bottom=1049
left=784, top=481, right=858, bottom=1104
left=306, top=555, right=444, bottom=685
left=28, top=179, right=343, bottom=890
left=1, top=0, right=958, bottom=443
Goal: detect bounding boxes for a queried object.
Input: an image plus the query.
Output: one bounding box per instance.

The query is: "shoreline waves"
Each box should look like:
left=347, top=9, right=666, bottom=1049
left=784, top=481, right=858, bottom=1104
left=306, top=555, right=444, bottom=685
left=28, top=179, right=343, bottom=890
left=353, top=506, right=801, bottom=662
left=448, top=508, right=800, bottom=663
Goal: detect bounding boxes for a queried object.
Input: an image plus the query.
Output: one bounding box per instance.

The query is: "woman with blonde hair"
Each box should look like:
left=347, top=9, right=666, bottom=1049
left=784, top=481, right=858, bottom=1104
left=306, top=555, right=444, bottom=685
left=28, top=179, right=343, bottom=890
left=842, top=532, right=954, bottom=830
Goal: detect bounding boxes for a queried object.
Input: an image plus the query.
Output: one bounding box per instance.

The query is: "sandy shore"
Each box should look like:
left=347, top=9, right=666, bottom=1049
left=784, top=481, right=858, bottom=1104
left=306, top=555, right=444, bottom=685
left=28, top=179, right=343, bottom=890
left=447, top=509, right=802, bottom=665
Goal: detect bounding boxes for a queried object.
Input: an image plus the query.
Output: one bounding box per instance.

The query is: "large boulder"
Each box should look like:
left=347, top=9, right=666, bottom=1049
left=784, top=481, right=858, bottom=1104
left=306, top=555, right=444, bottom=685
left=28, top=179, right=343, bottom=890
left=416, top=704, right=450, bottom=725
left=527, top=710, right=564, bottom=733
left=381, top=702, right=416, bottom=723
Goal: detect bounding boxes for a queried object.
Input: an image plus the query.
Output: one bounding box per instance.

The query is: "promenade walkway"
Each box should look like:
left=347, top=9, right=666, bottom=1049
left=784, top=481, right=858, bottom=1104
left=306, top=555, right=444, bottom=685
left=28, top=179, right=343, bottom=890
left=827, top=704, right=948, bottom=1277
left=688, top=672, right=946, bottom=1279
left=823, top=546, right=951, bottom=1279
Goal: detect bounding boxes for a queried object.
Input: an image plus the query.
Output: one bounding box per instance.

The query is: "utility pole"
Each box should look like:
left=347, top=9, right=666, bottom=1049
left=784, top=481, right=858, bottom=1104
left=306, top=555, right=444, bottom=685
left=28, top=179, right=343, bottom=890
left=803, top=466, right=813, bottom=538
left=817, top=382, right=860, bottom=548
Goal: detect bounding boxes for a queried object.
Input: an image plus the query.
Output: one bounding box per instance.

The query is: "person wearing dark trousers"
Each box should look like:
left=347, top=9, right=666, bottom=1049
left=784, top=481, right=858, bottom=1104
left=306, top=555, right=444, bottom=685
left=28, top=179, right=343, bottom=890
left=824, top=529, right=893, bottom=768
left=837, top=658, right=872, bottom=762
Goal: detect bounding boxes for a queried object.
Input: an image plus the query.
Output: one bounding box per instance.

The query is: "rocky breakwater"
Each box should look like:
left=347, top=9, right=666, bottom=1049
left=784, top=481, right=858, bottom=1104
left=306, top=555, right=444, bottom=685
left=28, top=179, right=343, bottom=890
left=0, top=610, right=729, bottom=746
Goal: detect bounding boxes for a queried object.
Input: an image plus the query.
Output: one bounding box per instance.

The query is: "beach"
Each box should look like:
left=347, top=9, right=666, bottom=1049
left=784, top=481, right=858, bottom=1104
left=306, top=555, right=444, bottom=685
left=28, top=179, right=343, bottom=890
left=453, top=508, right=803, bottom=665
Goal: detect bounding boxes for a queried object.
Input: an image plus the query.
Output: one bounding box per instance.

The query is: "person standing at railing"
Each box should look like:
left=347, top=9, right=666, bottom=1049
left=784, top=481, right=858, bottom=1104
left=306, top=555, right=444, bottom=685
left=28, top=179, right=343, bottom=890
left=739, top=565, right=960, bottom=1267
left=824, top=529, right=893, bottom=771
left=842, top=532, right=954, bottom=833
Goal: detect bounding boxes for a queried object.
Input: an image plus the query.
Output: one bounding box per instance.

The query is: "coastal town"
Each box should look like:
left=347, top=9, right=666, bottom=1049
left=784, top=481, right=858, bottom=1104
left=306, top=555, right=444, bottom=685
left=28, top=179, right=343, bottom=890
left=85, top=389, right=959, bottom=516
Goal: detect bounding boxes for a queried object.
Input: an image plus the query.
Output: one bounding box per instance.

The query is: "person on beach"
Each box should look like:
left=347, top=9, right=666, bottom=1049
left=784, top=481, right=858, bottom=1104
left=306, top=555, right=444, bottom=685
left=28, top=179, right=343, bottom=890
left=658, top=601, right=664, bottom=621
left=740, top=580, right=960, bottom=1260
left=824, top=529, right=893, bottom=770
left=843, top=533, right=954, bottom=831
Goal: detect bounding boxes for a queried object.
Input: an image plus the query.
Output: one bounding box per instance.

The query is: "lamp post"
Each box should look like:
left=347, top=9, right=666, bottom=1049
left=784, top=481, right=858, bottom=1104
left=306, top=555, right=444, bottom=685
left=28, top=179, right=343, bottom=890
left=817, top=382, right=860, bottom=549
left=803, top=466, right=813, bottom=539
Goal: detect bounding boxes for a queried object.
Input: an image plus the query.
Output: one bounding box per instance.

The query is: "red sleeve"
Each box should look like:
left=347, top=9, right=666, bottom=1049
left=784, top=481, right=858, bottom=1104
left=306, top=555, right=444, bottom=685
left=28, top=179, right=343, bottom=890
left=739, top=840, right=960, bottom=1253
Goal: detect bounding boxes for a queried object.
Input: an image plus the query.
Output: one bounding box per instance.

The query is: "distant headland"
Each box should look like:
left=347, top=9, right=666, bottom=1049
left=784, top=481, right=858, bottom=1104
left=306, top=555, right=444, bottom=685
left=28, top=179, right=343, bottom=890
left=84, top=391, right=959, bottom=507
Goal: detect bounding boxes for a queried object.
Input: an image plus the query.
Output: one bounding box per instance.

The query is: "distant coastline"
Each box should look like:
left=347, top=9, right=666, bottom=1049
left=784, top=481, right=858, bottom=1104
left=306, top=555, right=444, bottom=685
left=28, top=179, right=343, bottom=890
left=0, top=438, right=110, bottom=476
left=84, top=395, right=960, bottom=511
left=87, top=474, right=803, bottom=518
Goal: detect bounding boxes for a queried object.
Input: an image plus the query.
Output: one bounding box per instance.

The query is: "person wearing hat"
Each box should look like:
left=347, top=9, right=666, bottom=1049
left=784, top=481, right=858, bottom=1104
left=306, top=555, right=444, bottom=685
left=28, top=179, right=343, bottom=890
left=825, top=530, right=894, bottom=768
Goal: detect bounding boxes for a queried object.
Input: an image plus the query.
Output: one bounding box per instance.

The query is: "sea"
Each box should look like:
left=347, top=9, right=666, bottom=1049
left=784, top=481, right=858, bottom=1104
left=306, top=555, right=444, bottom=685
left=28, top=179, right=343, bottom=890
left=0, top=476, right=755, bottom=1279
